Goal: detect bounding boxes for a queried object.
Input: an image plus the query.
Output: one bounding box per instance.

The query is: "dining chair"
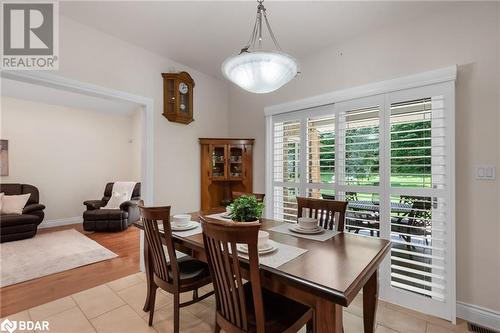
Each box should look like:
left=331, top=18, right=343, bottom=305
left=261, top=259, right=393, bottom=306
left=200, top=216, right=314, bottom=333
left=296, top=197, right=348, bottom=232
left=232, top=191, right=265, bottom=202
left=139, top=206, right=214, bottom=332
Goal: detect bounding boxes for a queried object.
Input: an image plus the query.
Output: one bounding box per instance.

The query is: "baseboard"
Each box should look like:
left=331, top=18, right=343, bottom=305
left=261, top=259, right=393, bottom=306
left=457, top=301, right=500, bottom=331
left=39, top=216, right=83, bottom=229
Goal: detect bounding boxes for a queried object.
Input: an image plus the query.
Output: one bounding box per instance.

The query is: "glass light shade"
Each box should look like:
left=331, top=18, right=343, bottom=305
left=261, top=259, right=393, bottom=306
left=221, top=51, right=299, bottom=94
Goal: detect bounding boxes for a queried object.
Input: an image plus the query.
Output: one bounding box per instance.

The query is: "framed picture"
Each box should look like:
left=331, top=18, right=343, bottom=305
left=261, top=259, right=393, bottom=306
left=0, top=140, right=8, bottom=176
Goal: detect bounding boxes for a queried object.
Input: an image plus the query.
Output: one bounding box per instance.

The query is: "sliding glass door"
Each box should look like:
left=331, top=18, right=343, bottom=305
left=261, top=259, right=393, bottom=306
left=267, top=82, right=455, bottom=321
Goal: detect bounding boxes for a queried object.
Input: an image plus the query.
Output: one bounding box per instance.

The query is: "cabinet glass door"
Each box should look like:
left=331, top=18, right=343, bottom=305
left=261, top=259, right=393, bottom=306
left=229, top=145, right=244, bottom=180
left=211, top=145, right=227, bottom=180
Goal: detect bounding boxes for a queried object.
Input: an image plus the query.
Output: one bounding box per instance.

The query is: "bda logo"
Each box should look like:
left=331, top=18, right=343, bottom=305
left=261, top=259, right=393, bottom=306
left=0, top=319, right=17, bottom=333
left=1, top=1, right=59, bottom=70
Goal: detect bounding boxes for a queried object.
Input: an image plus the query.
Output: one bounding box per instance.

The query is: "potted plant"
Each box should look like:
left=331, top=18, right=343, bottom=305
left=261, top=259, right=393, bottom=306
left=229, top=195, right=264, bottom=222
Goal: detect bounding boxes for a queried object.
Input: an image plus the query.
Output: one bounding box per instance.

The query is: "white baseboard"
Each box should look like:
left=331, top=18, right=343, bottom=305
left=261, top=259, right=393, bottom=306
left=457, top=301, right=500, bottom=331
left=39, top=216, right=83, bottom=229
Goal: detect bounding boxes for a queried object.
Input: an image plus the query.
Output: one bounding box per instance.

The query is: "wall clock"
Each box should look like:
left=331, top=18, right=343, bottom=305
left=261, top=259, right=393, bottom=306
left=162, top=71, right=195, bottom=124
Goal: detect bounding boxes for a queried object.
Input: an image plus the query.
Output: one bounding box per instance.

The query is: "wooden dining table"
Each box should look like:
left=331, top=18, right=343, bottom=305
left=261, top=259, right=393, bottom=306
left=134, top=210, right=391, bottom=333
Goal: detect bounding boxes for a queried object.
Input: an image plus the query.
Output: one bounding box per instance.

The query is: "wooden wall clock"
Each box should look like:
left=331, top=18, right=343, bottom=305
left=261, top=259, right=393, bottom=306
left=162, top=71, right=195, bottom=124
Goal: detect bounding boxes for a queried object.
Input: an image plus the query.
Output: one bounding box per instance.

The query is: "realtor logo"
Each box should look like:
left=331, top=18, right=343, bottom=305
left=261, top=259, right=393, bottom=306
left=1, top=1, right=59, bottom=70
left=0, top=319, right=17, bottom=333
left=0, top=319, right=49, bottom=333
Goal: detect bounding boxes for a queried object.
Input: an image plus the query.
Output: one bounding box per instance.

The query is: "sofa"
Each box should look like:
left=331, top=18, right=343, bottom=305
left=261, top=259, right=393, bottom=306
left=0, top=183, right=45, bottom=243
left=83, top=182, right=142, bottom=232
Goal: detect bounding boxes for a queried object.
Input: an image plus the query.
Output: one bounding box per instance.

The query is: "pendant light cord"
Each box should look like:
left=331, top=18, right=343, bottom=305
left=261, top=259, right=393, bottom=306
left=241, top=0, right=282, bottom=54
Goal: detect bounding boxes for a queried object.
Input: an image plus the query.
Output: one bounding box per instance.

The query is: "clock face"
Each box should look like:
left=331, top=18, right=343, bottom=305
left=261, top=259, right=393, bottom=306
left=179, top=82, right=188, bottom=94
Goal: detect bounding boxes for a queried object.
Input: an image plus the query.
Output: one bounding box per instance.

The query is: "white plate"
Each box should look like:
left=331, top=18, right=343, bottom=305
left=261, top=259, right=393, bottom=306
left=220, top=214, right=232, bottom=220
left=288, top=225, right=324, bottom=235
left=237, top=240, right=278, bottom=255
left=171, top=221, right=199, bottom=231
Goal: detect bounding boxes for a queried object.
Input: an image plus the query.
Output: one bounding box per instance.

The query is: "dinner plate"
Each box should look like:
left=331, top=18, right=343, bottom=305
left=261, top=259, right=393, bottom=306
left=288, top=225, right=324, bottom=235
left=220, top=214, right=232, bottom=219
left=171, top=221, right=199, bottom=231
left=237, top=240, right=278, bottom=255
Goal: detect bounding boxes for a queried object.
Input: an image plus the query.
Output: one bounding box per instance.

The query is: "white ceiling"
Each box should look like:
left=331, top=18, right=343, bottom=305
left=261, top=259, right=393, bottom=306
left=1, top=78, right=140, bottom=116
left=60, top=1, right=454, bottom=79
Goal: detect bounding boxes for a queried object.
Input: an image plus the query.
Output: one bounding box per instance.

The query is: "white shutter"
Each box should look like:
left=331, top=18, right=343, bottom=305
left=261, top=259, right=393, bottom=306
left=306, top=115, right=335, bottom=199
left=383, top=83, right=454, bottom=321
left=272, top=119, right=300, bottom=223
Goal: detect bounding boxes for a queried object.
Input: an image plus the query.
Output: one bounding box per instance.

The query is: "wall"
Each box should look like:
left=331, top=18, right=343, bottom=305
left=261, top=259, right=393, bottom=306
left=0, top=97, right=139, bottom=221
left=228, top=2, right=500, bottom=314
left=54, top=16, right=230, bottom=214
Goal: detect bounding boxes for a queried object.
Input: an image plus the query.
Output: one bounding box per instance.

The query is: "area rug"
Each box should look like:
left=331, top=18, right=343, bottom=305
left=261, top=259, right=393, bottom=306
left=0, top=229, right=118, bottom=287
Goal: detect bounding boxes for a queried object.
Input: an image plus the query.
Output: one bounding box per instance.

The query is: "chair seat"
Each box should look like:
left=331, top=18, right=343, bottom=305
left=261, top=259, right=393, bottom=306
left=83, top=209, right=128, bottom=220
left=243, top=282, right=310, bottom=333
left=167, top=256, right=211, bottom=284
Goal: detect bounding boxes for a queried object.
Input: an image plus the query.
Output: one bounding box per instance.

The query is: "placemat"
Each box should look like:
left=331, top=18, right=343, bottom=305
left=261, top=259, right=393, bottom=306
left=269, top=223, right=338, bottom=242
left=238, top=241, right=308, bottom=269
left=158, top=222, right=202, bottom=237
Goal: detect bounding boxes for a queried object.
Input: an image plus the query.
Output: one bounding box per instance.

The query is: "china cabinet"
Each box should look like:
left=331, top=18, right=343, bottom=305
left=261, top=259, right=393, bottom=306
left=199, top=138, right=254, bottom=210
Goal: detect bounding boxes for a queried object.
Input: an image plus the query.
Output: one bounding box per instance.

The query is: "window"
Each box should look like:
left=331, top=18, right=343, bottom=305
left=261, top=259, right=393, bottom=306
left=266, top=75, right=455, bottom=321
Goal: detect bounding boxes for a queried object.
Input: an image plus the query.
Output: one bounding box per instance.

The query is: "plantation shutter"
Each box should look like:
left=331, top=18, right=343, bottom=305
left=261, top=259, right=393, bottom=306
left=306, top=115, right=335, bottom=199
left=384, top=82, right=454, bottom=320
left=272, top=118, right=300, bottom=223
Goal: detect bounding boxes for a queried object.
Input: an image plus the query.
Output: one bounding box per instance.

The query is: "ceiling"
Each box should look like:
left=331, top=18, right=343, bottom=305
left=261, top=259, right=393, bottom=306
left=61, top=1, right=454, bottom=79
left=2, top=78, right=140, bottom=116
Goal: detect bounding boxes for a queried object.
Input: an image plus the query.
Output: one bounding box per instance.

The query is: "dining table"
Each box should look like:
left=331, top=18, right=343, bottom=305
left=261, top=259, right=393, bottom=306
left=134, top=209, right=391, bottom=333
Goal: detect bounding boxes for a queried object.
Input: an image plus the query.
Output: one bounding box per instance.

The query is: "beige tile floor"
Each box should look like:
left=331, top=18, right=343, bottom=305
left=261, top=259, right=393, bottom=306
left=1, top=272, right=470, bottom=333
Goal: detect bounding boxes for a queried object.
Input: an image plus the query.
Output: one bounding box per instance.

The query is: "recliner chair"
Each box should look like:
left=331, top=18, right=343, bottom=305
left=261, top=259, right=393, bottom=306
left=83, top=182, right=142, bottom=232
left=0, top=183, right=45, bottom=243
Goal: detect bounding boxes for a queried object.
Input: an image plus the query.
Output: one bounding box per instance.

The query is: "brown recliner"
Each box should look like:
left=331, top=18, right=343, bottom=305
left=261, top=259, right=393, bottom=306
left=83, top=182, right=142, bottom=232
left=0, top=183, right=46, bottom=243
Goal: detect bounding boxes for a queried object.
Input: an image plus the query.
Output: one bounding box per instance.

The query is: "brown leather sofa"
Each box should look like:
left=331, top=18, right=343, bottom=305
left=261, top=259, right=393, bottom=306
left=83, top=182, right=142, bottom=232
left=0, top=183, right=45, bottom=243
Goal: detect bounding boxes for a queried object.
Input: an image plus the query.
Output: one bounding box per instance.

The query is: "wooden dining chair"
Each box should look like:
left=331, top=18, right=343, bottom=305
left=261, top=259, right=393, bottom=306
left=200, top=216, right=314, bottom=333
left=139, top=206, right=214, bottom=333
left=296, top=197, right=348, bottom=232
left=232, top=191, right=265, bottom=202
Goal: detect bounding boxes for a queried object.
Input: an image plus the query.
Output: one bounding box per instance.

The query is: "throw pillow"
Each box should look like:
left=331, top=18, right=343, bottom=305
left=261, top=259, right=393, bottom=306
left=1, top=193, right=30, bottom=215
left=104, top=191, right=129, bottom=209
left=0, top=193, right=4, bottom=212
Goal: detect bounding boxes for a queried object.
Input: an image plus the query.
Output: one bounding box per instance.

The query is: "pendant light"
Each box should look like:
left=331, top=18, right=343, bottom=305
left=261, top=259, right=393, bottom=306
left=221, top=0, right=299, bottom=94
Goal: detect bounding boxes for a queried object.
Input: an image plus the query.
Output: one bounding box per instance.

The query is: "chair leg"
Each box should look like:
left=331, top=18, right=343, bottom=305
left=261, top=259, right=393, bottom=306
left=214, top=321, right=221, bottom=333
left=174, top=293, right=180, bottom=333
left=148, top=286, right=157, bottom=326
left=193, top=288, right=198, bottom=300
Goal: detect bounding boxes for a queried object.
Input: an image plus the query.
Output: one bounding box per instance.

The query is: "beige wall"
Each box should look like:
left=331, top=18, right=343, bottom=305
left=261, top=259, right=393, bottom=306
left=0, top=97, right=140, bottom=221
left=54, top=16, right=230, bottom=214
left=228, top=3, right=500, bottom=312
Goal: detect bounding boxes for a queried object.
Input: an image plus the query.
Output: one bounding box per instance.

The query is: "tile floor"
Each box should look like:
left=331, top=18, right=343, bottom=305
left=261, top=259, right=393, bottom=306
left=1, top=272, right=470, bottom=333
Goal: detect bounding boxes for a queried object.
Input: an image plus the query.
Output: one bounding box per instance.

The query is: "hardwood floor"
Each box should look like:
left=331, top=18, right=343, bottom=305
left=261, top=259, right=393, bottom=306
left=0, top=224, right=141, bottom=317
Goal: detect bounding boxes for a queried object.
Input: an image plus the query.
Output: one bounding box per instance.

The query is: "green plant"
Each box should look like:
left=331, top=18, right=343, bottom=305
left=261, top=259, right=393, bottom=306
left=230, top=195, right=264, bottom=222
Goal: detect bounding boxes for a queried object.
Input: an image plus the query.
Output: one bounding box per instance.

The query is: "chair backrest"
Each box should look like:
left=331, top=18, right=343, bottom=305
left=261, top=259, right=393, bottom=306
left=296, top=197, right=348, bottom=232
left=200, top=216, right=265, bottom=333
left=232, top=191, right=265, bottom=202
left=0, top=183, right=39, bottom=205
left=139, top=206, right=180, bottom=286
left=103, top=182, right=141, bottom=202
